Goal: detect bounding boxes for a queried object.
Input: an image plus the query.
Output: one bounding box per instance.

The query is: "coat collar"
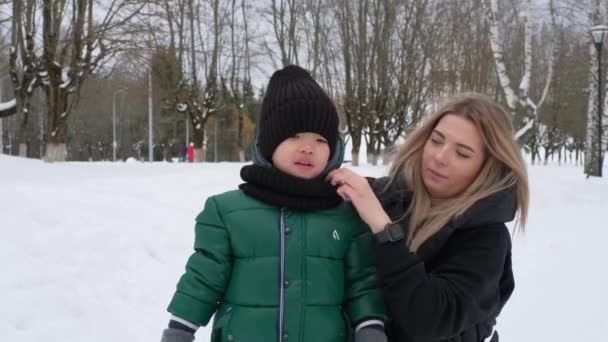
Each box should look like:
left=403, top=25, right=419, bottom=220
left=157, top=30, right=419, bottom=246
left=371, top=177, right=517, bottom=260
left=372, top=177, right=517, bottom=229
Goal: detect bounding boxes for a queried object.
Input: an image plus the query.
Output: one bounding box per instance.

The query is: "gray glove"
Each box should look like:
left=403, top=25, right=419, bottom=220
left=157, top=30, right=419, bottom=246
left=355, top=326, right=387, bottom=342
left=161, top=328, right=195, bottom=342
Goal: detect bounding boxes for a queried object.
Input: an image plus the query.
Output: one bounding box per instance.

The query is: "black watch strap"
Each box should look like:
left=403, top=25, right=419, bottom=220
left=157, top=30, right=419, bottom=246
left=374, top=222, right=405, bottom=244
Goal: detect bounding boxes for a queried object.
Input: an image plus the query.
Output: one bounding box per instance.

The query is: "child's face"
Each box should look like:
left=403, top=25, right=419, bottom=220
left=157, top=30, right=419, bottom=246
left=272, top=132, right=330, bottom=179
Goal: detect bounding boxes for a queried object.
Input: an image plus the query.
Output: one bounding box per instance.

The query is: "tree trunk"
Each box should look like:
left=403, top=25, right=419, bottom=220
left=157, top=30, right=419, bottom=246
left=487, top=0, right=557, bottom=140
left=382, top=149, right=390, bottom=166
left=44, top=142, right=67, bottom=162
left=19, top=143, right=27, bottom=157
left=237, top=108, right=245, bottom=162
left=367, top=152, right=377, bottom=166
left=194, top=148, right=205, bottom=162
left=487, top=0, right=518, bottom=111
left=44, top=92, right=70, bottom=161
left=351, top=149, right=360, bottom=167
left=584, top=0, right=601, bottom=176
left=192, top=125, right=205, bottom=162
left=18, top=111, right=29, bottom=157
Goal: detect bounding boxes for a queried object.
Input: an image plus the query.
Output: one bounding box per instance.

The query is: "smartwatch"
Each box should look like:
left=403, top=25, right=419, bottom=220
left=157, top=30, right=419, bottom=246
left=374, top=222, right=405, bottom=244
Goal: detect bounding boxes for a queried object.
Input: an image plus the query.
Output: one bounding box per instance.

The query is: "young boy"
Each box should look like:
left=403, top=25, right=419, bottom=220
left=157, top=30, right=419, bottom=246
left=162, top=65, right=386, bottom=342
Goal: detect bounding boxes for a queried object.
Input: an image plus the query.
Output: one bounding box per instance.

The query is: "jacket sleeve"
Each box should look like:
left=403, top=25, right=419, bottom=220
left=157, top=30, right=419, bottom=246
left=375, top=224, right=511, bottom=340
left=167, top=196, right=233, bottom=326
left=343, top=221, right=388, bottom=326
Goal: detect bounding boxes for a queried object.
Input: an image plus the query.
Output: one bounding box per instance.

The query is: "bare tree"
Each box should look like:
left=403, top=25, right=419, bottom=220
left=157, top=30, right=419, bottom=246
left=336, top=0, right=371, bottom=166
left=179, top=0, right=224, bottom=161
left=335, top=0, right=434, bottom=165
left=155, top=0, right=231, bottom=162
left=300, top=0, right=327, bottom=76
left=434, top=0, right=496, bottom=95
left=362, top=0, right=398, bottom=165
left=377, top=0, right=435, bottom=164
left=228, top=0, right=253, bottom=161
left=6, top=0, right=37, bottom=156
left=3, top=0, right=596, bottom=168
left=3, top=0, right=144, bottom=161
left=261, top=0, right=301, bottom=67
left=486, top=0, right=559, bottom=140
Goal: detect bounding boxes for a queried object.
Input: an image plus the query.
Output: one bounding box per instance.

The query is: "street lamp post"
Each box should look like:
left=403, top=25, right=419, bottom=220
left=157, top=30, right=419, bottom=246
left=591, top=25, right=608, bottom=177
left=112, top=89, right=126, bottom=162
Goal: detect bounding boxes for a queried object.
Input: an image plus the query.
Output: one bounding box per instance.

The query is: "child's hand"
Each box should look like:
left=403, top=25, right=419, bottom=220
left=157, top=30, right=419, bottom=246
left=161, top=328, right=195, bottom=342
left=326, top=168, right=391, bottom=233
left=355, top=326, right=388, bottom=342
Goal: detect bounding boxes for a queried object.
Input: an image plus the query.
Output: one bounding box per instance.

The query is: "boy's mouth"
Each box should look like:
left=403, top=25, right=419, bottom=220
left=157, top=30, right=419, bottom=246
left=294, top=160, right=314, bottom=168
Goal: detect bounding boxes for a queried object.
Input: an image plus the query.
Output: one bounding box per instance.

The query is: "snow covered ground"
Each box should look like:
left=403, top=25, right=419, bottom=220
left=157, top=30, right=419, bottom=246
left=1, top=154, right=606, bottom=342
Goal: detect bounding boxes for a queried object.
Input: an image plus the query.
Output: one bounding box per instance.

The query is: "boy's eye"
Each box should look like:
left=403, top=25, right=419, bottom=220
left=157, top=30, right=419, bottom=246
left=317, top=138, right=328, bottom=144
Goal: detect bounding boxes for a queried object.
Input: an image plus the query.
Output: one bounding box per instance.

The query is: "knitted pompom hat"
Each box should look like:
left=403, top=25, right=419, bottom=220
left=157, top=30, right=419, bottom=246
left=257, top=65, right=339, bottom=162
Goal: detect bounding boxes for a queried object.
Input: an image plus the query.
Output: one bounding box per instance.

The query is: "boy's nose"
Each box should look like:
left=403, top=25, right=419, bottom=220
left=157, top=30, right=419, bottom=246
left=298, top=144, right=313, bottom=153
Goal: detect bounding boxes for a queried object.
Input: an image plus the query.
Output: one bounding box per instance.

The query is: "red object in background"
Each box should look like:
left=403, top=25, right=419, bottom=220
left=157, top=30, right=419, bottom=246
left=187, top=144, right=194, bottom=162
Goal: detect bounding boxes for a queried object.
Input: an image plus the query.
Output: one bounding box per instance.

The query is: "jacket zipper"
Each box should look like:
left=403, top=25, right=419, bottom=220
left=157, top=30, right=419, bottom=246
left=278, top=207, right=286, bottom=342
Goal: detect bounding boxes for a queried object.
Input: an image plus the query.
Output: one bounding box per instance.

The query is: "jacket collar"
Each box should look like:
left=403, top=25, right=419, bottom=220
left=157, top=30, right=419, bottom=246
left=372, top=177, right=518, bottom=229
left=450, top=185, right=518, bottom=229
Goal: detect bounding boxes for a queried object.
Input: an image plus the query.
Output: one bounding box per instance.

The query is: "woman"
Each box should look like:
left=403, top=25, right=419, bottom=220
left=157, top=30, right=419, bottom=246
left=327, top=92, right=528, bottom=342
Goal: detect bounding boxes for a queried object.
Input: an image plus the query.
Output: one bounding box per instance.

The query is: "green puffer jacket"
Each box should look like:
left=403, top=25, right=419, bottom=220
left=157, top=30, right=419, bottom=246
left=167, top=189, right=386, bottom=342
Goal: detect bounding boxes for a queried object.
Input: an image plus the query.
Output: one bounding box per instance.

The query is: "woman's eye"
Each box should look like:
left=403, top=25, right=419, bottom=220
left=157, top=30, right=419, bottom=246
left=457, top=151, right=471, bottom=159
left=430, top=138, right=442, bottom=145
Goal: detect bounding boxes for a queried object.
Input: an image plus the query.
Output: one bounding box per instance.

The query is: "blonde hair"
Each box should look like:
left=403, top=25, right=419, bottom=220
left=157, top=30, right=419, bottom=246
left=386, top=92, right=529, bottom=252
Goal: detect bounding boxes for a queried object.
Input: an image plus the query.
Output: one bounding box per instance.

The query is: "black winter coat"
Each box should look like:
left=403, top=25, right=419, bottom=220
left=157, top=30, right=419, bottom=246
left=370, top=177, right=516, bottom=342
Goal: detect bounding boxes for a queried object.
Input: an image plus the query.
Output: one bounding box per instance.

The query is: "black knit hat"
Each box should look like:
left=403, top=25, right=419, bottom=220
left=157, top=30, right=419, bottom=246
left=258, top=65, right=339, bottom=162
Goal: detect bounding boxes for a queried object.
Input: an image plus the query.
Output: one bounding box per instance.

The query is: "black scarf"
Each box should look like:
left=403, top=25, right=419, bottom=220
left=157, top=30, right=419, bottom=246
left=239, top=164, right=342, bottom=211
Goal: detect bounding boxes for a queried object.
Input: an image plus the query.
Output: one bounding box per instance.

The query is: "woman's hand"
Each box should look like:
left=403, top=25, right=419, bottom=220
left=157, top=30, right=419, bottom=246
left=326, top=168, right=391, bottom=233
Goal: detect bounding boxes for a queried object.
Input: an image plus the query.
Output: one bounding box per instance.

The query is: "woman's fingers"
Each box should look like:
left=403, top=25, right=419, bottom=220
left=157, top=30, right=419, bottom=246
left=335, top=176, right=391, bottom=232
left=326, top=170, right=338, bottom=185
left=327, top=168, right=366, bottom=189
left=330, top=169, right=387, bottom=230
left=329, top=170, right=377, bottom=214
left=336, top=185, right=351, bottom=201
left=326, top=168, right=348, bottom=186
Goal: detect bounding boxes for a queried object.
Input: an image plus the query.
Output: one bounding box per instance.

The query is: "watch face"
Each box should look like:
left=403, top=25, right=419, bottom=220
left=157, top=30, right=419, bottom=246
left=374, top=229, right=390, bottom=243
left=388, top=223, right=404, bottom=241
left=375, top=223, right=405, bottom=243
